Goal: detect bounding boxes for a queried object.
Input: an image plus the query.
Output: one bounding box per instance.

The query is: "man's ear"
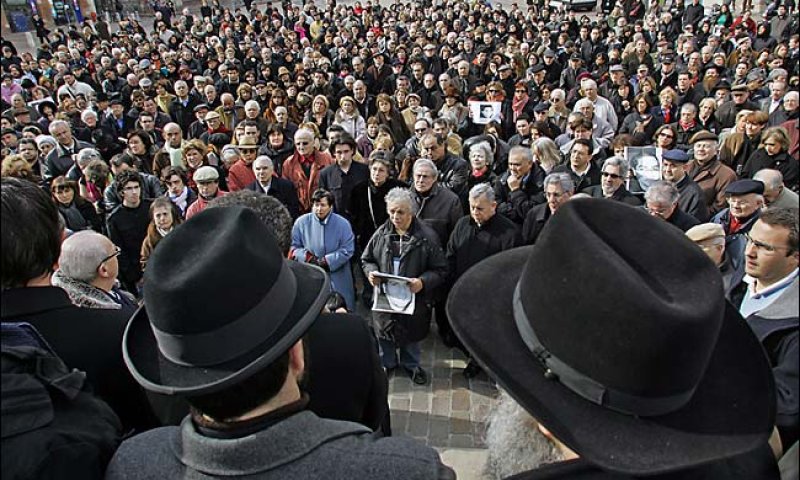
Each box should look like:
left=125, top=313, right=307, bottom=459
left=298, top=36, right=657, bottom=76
left=288, top=340, right=305, bottom=377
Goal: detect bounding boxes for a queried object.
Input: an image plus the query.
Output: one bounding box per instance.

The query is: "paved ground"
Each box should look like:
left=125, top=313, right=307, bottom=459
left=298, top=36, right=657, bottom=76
left=385, top=325, right=496, bottom=479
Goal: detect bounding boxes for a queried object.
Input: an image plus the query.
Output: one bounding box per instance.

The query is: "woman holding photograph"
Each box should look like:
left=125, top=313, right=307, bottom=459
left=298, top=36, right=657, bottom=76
left=361, top=187, right=447, bottom=386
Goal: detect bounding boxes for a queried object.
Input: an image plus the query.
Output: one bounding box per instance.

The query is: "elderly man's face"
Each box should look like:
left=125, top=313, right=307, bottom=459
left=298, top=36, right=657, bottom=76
left=661, top=159, right=687, bottom=183
left=545, top=182, right=571, bottom=213
left=469, top=194, right=496, bottom=225
left=413, top=166, right=437, bottom=193
left=419, top=137, right=445, bottom=162
left=295, top=133, right=315, bottom=156
left=253, top=159, right=274, bottom=183
left=692, top=140, right=717, bottom=164
left=727, top=193, right=762, bottom=220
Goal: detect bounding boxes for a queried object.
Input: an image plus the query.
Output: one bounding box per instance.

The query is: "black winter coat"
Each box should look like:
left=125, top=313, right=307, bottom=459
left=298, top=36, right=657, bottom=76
left=446, top=213, right=522, bottom=281
left=361, top=219, right=448, bottom=344
left=348, top=178, right=407, bottom=250
left=742, top=149, right=800, bottom=192
left=0, top=287, right=159, bottom=433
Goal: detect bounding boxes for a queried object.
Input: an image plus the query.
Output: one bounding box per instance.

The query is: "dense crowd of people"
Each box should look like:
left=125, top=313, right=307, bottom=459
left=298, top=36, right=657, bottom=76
left=1, top=0, right=799, bottom=477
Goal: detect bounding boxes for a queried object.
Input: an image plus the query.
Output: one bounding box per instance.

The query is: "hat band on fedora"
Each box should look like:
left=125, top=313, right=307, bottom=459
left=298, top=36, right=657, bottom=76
left=512, top=285, right=695, bottom=417
left=151, top=262, right=298, bottom=367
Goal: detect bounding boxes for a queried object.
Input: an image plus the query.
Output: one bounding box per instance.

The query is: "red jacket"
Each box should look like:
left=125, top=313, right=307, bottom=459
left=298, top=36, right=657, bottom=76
left=281, top=151, right=333, bottom=213
left=227, top=160, right=256, bottom=192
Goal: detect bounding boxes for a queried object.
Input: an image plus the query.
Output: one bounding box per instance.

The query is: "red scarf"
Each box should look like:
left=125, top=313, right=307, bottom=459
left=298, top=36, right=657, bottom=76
left=679, top=119, right=696, bottom=131
left=729, top=216, right=743, bottom=234
left=298, top=153, right=315, bottom=166
left=512, top=94, right=529, bottom=122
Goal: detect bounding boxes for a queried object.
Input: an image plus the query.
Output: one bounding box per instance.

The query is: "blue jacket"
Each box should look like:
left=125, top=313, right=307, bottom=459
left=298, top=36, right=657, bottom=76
left=291, top=212, right=356, bottom=310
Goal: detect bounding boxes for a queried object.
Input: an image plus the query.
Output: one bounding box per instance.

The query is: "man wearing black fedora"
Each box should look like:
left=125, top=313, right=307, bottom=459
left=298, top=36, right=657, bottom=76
left=447, top=199, right=779, bottom=479
left=106, top=206, right=453, bottom=479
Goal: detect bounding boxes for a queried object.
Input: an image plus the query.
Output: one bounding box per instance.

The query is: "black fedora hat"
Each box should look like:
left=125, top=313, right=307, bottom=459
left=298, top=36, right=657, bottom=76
left=447, top=199, right=774, bottom=475
left=123, top=206, right=329, bottom=396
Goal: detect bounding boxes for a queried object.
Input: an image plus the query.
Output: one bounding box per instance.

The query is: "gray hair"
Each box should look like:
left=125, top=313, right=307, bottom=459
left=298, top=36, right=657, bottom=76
left=785, top=91, right=799, bottom=102
left=508, top=145, right=533, bottom=164
left=384, top=187, right=415, bottom=212
left=76, top=148, right=101, bottom=168
left=413, top=158, right=439, bottom=176
left=532, top=137, right=562, bottom=171
left=574, top=98, right=594, bottom=111
left=680, top=103, right=697, bottom=114
left=207, top=190, right=293, bottom=255
left=253, top=155, right=274, bottom=168
left=220, top=145, right=241, bottom=160
left=469, top=142, right=493, bottom=163
left=753, top=169, right=784, bottom=190
left=543, top=172, right=575, bottom=193
left=58, top=231, right=110, bottom=282
left=602, top=156, right=630, bottom=176
left=36, top=135, right=57, bottom=148
left=80, top=109, right=98, bottom=123
left=469, top=183, right=495, bottom=202
left=645, top=181, right=679, bottom=205
left=550, top=89, right=565, bottom=102
left=244, top=100, right=261, bottom=111
left=48, top=119, right=70, bottom=135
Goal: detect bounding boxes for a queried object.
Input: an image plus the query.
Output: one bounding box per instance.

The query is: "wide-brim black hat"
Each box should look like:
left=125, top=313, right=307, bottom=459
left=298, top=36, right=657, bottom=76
left=124, top=206, right=330, bottom=396
left=447, top=199, right=774, bottom=475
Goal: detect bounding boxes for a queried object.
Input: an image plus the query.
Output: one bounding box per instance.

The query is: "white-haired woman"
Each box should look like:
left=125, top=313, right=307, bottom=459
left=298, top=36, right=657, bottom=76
left=361, top=186, right=448, bottom=386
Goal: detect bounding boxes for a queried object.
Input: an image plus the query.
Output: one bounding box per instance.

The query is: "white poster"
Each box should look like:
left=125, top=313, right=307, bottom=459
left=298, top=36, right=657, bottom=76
left=468, top=101, right=502, bottom=124
left=372, top=272, right=416, bottom=315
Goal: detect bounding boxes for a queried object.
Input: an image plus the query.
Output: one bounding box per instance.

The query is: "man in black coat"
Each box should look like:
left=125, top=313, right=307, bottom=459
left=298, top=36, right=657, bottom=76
left=552, top=139, right=602, bottom=193
left=1, top=177, right=159, bottom=437
left=318, top=135, right=369, bottom=222
left=661, top=149, right=710, bottom=221
left=446, top=183, right=522, bottom=377
left=245, top=155, right=301, bottom=219
left=645, top=180, right=701, bottom=232
left=495, top=146, right=546, bottom=224
left=106, top=171, right=153, bottom=294
left=584, top=157, right=644, bottom=206
left=522, top=172, right=575, bottom=245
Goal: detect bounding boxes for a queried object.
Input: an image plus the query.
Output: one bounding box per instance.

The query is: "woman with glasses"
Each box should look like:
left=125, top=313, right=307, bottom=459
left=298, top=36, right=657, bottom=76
left=51, top=176, right=104, bottom=233
left=140, top=197, right=183, bottom=272
left=653, top=124, right=678, bottom=150
left=742, top=127, right=799, bottom=191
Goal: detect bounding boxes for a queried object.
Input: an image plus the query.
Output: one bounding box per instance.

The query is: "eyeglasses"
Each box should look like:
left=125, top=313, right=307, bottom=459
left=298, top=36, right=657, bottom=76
left=744, top=233, right=791, bottom=254
left=601, top=171, right=623, bottom=180
left=488, top=89, right=500, bottom=93
left=658, top=132, right=675, bottom=139
left=415, top=128, right=428, bottom=133
left=97, top=246, right=121, bottom=269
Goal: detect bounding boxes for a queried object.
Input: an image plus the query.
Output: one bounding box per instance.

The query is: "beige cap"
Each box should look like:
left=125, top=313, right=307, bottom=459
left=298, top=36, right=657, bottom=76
left=204, top=111, right=221, bottom=121
left=685, top=223, right=725, bottom=243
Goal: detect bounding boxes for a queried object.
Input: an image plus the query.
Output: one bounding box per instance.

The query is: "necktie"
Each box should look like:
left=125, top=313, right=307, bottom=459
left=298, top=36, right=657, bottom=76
left=664, top=109, right=671, bottom=123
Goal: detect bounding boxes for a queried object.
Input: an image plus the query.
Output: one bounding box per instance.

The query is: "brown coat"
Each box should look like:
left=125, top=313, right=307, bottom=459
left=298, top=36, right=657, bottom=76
left=281, top=150, right=334, bottom=213
left=689, top=157, right=738, bottom=215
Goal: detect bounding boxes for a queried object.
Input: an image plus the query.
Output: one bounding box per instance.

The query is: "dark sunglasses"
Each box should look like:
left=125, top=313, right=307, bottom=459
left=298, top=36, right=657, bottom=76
left=601, top=171, right=623, bottom=180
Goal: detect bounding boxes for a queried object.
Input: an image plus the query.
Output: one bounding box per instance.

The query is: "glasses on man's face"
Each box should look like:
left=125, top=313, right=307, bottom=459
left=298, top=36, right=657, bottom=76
left=415, top=128, right=428, bottom=133
left=658, top=132, right=674, bottom=139
left=97, top=246, right=121, bottom=270
left=601, top=171, right=623, bottom=180
left=744, top=233, right=790, bottom=254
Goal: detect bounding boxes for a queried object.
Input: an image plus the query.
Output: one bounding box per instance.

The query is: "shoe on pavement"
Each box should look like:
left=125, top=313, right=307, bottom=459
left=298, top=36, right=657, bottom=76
left=463, top=360, right=482, bottom=379
left=408, top=367, right=428, bottom=385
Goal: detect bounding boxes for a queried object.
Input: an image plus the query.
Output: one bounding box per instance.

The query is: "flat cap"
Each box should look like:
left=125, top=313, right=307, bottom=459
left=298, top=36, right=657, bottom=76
left=193, top=166, right=220, bottom=183
left=530, top=63, right=545, bottom=74
left=533, top=102, right=550, bottom=113
left=609, top=64, right=625, bottom=72
left=731, top=83, right=749, bottom=92
left=662, top=149, right=689, bottom=163
left=690, top=130, right=718, bottom=144
left=543, top=48, right=555, bottom=58
left=725, top=179, right=764, bottom=196
left=686, top=223, right=725, bottom=243
left=204, top=111, right=221, bottom=120
left=193, top=103, right=210, bottom=112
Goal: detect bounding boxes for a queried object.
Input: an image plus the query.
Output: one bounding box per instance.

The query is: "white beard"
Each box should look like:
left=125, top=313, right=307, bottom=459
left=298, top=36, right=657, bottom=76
left=484, top=389, right=565, bottom=480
